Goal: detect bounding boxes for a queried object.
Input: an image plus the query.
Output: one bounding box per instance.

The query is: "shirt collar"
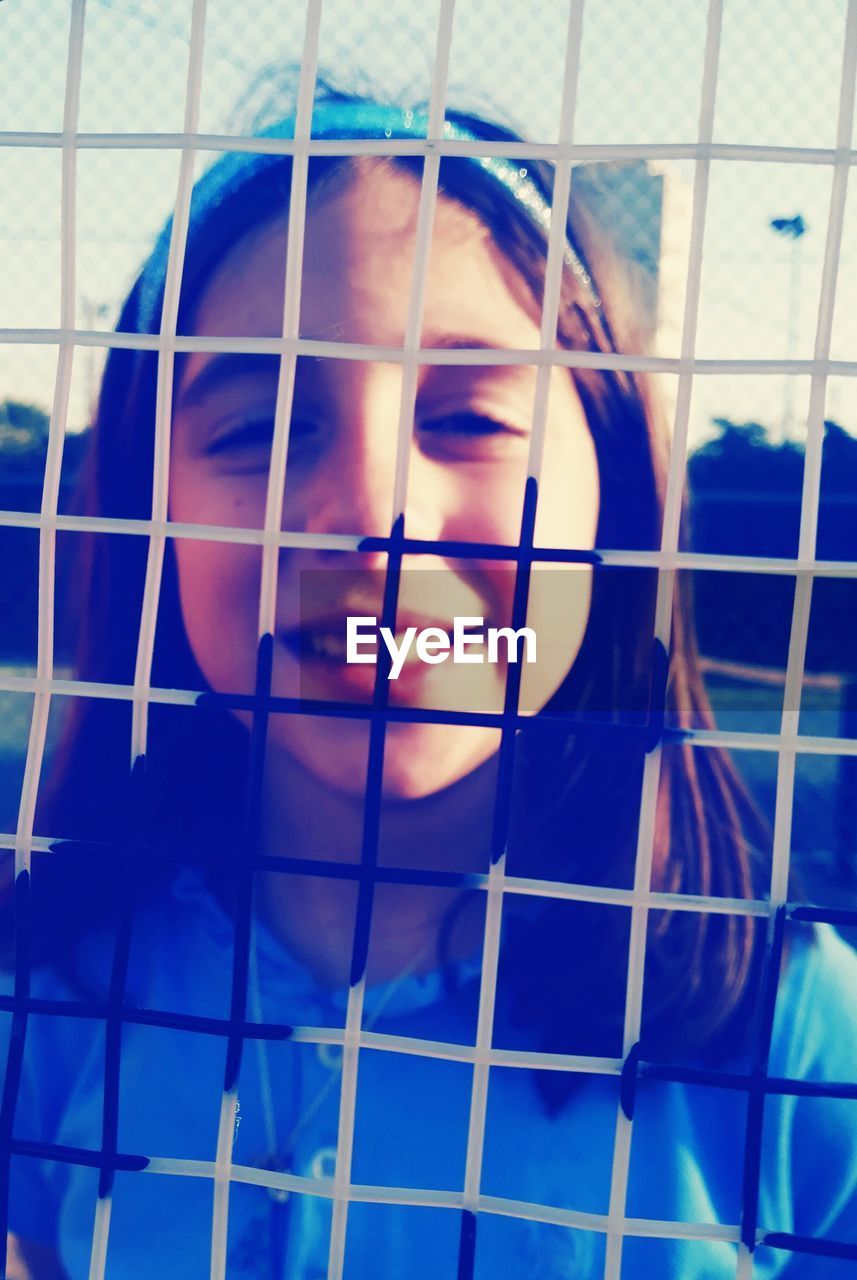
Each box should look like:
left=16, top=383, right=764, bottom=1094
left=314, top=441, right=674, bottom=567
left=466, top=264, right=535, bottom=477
left=170, top=864, right=482, bottom=1022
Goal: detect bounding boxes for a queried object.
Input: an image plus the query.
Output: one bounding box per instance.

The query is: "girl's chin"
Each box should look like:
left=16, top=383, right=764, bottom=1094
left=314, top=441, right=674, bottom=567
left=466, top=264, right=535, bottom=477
left=275, top=724, right=500, bottom=801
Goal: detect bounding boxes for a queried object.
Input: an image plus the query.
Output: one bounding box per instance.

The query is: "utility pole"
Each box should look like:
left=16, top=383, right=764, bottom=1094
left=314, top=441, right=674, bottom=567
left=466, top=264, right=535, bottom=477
left=769, top=214, right=807, bottom=438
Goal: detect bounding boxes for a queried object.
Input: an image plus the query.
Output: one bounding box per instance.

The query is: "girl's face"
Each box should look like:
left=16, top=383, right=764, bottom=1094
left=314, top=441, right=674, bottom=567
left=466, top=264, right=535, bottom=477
left=170, top=164, right=600, bottom=799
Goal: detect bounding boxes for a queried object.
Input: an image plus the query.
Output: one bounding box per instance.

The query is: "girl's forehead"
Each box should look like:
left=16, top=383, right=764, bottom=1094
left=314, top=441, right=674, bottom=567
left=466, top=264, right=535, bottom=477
left=190, top=165, right=543, bottom=350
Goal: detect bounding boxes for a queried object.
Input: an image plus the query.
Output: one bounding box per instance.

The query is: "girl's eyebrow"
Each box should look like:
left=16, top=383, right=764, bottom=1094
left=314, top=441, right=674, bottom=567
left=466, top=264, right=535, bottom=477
left=176, top=353, right=279, bottom=411
left=176, top=339, right=535, bottom=413
left=419, top=335, right=540, bottom=386
left=421, top=332, right=534, bottom=353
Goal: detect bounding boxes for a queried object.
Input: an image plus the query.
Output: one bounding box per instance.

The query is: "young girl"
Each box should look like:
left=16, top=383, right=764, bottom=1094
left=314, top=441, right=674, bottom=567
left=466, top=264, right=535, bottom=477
left=3, top=85, right=857, bottom=1279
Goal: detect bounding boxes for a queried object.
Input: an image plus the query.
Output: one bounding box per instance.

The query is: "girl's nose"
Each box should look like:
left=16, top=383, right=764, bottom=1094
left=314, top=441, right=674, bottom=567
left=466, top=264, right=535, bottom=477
left=304, top=444, right=449, bottom=549
left=297, top=436, right=397, bottom=540
left=284, top=370, right=445, bottom=549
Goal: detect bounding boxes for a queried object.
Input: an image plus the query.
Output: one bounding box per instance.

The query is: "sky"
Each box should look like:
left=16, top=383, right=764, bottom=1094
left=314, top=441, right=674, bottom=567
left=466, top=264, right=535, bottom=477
left=1, top=0, right=855, bottom=448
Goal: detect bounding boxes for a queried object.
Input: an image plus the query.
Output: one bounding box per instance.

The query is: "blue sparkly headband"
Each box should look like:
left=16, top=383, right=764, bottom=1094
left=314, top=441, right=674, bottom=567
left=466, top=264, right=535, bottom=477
left=136, top=101, right=600, bottom=332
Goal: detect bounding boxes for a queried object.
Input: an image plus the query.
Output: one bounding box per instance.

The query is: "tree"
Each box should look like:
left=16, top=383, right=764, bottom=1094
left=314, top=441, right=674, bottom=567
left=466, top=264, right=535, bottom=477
left=688, top=416, right=857, bottom=671
left=0, top=400, right=51, bottom=453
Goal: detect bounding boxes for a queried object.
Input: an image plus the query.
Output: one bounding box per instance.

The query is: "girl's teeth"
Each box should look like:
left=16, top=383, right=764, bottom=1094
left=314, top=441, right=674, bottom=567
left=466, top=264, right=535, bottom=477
left=307, top=632, right=348, bottom=658
left=303, top=629, right=444, bottom=659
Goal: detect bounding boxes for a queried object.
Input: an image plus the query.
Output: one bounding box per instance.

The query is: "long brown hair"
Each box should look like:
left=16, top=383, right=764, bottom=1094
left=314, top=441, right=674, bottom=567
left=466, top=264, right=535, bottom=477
left=27, top=87, right=769, bottom=1102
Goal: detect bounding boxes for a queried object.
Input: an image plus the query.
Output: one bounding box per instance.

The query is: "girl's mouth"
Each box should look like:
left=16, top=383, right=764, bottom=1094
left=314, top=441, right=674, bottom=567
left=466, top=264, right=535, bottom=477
left=286, top=628, right=350, bottom=661
left=278, top=623, right=450, bottom=701
left=280, top=625, right=448, bottom=661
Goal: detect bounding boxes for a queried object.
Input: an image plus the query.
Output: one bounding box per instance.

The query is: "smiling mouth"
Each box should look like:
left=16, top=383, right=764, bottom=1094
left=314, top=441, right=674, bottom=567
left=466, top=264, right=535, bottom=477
left=281, top=628, right=350, bottom=661
left=279, top=625, right=455, bottom=664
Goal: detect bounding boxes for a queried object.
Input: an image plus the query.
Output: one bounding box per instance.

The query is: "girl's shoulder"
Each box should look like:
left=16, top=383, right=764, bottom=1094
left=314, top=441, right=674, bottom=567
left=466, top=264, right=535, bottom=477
left=771, top=920, right=857, bottom=1081
left=754, top=922, right=857, bottom=1268
left=2, top=864, right=235, bottom=1017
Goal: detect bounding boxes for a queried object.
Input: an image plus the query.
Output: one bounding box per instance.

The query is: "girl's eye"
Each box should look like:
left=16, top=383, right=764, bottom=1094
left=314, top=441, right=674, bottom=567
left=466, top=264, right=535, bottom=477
left=206, top=418, right=274, bottom=457
left=418, top=411, right=524, bottom=458
left=205, top=416, right=317, bottom=465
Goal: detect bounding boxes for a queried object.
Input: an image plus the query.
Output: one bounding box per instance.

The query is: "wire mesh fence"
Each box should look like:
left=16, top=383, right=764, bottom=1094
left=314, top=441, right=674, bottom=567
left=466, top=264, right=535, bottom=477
left=1, top=1, right=857, bottom=1278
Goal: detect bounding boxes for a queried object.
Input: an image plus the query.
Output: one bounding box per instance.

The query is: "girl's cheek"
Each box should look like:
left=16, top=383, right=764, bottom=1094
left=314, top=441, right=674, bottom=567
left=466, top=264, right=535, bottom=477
left=518, top=565, right=594, bottom=713
left=175, top=544, right=262, bottom=691
left=478, top=563, right=521, bottom=630
left=442, top=465, right=530, bottom=547
left=203, top=476, right=269, bottom=530
left=169, top=459, right=269, bottom=530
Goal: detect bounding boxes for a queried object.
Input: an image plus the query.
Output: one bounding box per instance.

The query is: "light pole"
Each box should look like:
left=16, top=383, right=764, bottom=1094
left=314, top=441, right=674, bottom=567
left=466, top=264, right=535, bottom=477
left=769, top=214, right=807, bottom=438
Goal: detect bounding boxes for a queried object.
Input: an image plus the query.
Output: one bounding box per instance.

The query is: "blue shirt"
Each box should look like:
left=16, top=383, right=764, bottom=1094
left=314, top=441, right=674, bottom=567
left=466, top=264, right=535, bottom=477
left=4, top=868, right=857, bottom=1278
